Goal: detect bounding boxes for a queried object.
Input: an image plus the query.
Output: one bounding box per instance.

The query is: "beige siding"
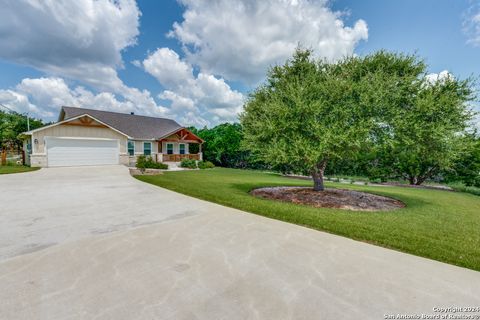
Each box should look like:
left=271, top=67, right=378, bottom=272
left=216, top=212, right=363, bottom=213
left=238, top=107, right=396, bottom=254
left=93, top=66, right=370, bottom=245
left=132, top=140, right=158, bottom=155
left=32, top=124, right=127, bottom=154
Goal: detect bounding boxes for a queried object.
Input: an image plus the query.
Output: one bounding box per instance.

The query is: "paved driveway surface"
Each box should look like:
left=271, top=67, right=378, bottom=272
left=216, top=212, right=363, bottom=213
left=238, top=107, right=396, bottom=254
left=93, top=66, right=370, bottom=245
left=1, top=166, right=479, bottom=319
left=0, top=166, right=205, bottom=260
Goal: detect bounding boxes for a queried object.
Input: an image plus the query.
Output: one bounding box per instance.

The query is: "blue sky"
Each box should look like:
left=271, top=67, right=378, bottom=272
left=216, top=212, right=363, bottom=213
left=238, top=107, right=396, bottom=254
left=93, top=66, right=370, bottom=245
left=0, top=0, right=479, bottom=127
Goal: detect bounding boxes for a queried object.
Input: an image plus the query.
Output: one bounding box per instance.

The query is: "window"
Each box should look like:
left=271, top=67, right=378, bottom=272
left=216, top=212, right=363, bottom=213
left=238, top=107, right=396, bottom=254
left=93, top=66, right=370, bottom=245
left=166, top=143, right=174, bottom=155
left=179, top=143, right=185, bottom=155
left=143, top=142, right=152, bottom=156
left=127, top=140, right=134, bottom=156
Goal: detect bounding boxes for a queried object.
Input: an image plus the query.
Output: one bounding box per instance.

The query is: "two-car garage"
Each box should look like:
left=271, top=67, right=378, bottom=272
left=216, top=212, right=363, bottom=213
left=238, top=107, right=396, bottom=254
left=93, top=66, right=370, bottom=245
left=45, top=137, right=119, bottom=167
left=25, top=113, right=129, bottom=168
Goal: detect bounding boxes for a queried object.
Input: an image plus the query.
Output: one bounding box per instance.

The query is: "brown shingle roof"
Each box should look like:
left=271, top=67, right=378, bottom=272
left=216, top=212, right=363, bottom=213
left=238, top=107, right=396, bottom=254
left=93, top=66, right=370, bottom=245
left=61, top=106, right=182, bottom=140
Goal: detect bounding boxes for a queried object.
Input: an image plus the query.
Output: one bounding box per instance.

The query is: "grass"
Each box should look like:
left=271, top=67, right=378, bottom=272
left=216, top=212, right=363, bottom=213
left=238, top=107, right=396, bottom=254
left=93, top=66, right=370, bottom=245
left=0, top=165, right=39, bottom=174
left=136, top=167, right=480, bottom=271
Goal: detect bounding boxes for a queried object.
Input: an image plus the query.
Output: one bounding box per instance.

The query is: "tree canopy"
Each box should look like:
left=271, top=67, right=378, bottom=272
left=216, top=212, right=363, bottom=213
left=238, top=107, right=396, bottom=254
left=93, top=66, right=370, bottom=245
left=241, top=49, right=476, bottom=189
left=0, top=110, right=45, bottom=151
left=190, top=123, right=251, bottom=168
left=370, top=73, right=475, bottom=185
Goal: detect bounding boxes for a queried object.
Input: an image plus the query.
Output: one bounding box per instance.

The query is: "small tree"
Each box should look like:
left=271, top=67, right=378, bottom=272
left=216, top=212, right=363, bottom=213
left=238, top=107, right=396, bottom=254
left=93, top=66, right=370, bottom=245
left=241, top=49, right=383, bottom=191
left=0, top=110, right=44, bottom=151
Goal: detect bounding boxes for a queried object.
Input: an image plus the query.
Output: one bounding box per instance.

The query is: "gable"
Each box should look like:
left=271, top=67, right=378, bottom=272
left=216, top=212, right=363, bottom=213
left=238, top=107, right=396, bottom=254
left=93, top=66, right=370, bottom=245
left=62, top=116, right=107, bottom=128
left=24, top=113, right=131, bottom=138
left=160, top=128, right=203, bottom=143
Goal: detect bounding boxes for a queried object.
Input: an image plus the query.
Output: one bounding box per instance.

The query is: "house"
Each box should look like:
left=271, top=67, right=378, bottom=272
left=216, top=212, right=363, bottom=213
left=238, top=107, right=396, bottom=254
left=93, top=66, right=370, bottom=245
left=23, top=106, right=203, bottom=167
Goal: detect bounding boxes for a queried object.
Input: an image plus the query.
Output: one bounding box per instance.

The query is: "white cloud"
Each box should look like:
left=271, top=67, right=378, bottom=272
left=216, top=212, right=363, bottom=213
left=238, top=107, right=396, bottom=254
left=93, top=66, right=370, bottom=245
left=159, top=90, right=197, bottom=112
left=143, top=48, right=244, bottom=125
left=0, top=0, right=140, bottom=87
left=0, top=77, right=169, bottom=121
left=463, top=4, right=480, bottom=46
left=0, top=0, right=369, bottom=126
left=0, top=1, right=175, bottom=124
left=131, top=60, right=142, bottom=67
left=169, top=0, right=368, bottom=84
left=425, top=70, right=454, bottom=85
left=143, top=48, right=196, bottom=89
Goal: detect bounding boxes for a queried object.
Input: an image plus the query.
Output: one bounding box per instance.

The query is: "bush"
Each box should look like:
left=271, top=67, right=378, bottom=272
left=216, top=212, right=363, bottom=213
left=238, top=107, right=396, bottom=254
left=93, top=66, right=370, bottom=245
left=179, top=159, right=215, bottom=169
left=448, top=181, right=480, bottom=196
left=198, top=160, right=215, bottom=169
left=136, top=155, right=168, bottom=171
left=153, top=162, right=168, bottom=170
left=180, top=158, right=197, bottom=169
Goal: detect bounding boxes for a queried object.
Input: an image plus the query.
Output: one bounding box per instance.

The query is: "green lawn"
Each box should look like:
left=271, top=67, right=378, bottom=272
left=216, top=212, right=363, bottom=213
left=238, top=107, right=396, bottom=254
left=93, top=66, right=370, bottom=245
left=136, top=168, right=480, bottom=271
left=0, top=165, right=39, bottom=174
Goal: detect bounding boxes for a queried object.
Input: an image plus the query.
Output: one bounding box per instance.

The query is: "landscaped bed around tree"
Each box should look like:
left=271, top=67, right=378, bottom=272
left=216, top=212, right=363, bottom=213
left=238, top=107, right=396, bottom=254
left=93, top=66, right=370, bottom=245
left=250, top=187, right=405, bottom=211
left=0, top=165, right=39, bottom=174
left=135, top=167, right=480, bottom=271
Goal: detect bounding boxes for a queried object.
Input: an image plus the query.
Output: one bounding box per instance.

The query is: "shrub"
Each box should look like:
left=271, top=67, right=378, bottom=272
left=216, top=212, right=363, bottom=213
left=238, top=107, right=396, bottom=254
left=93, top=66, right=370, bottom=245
left=136, top=155, right=168, bottom=171
left=180, top=158, right=197, bottom=169
left=198, top=160, right=215, bottom=169
left=448, top=182, right=480, bottom=196
left=152, top=162, right=168, bottom=170
left=136, top=155, right=147, bottom=170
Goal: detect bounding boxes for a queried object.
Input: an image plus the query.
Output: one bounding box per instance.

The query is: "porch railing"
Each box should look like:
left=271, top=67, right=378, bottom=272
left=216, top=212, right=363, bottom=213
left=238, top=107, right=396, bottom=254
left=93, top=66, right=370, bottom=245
left=162, top=153, right=200, bottom=162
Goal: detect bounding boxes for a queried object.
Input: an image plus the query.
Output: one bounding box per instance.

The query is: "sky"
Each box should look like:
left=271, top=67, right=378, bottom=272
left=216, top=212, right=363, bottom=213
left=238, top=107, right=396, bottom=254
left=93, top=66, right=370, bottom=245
left=0, top=0, right=479, bottom=127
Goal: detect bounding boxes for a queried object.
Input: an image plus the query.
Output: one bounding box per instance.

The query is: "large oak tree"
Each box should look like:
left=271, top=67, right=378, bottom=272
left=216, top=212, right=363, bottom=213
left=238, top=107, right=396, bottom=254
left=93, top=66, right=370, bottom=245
left=241, top=49, right=395, bottom=191
left=241, top=49, right=475, bottom=190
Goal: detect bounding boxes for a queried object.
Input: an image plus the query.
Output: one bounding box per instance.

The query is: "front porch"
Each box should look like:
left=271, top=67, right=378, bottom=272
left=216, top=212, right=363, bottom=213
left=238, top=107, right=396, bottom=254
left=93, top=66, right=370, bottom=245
left=157, top=127, right=204, bottom=164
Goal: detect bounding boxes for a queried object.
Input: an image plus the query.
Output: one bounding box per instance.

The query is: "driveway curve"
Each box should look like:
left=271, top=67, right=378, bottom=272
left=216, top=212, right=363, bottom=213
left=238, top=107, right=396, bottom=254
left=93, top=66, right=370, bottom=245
left=1, top=166, right=479, bottom=319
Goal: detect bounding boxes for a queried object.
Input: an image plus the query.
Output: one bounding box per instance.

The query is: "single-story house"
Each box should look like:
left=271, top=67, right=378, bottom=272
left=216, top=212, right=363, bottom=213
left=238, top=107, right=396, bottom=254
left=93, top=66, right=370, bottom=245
left=23, top=106, right=203, bottom=167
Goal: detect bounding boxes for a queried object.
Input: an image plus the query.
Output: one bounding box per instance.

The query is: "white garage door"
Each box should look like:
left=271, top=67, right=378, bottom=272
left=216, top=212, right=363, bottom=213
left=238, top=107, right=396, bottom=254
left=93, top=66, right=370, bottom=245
left=46, top=137, right=119, bottom=167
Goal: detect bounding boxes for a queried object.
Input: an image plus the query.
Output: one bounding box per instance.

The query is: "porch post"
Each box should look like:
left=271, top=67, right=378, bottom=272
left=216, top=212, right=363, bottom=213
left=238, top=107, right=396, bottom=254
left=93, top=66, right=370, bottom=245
left=199, top=143, right=203, bottom=161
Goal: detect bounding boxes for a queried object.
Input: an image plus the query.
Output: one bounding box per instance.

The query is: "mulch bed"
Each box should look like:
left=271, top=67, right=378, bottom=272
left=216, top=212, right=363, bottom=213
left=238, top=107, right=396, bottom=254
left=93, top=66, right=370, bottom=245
left=129, top=168, right=164, bottom=176
left=250, top=187, right=405, bottom=211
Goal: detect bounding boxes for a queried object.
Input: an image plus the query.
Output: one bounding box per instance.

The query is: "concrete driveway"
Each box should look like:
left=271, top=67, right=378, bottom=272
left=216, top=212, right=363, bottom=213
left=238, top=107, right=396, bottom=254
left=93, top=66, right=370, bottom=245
left=1, top=166, right=479, bottom=319
left=0, top=165, right=208, bottom=260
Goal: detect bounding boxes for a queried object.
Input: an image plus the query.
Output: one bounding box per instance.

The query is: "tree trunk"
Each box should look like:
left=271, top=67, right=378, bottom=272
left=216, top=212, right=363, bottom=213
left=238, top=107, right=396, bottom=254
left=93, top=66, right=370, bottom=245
left=408, top=176, right=418, bottom=185
left=311, top=160, right=328, bottom=191
left=1, top=149, right=6, bottom=166
left=408, top=167, right=437, bottom=185
left=415, top=176, right=427, bottom=185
